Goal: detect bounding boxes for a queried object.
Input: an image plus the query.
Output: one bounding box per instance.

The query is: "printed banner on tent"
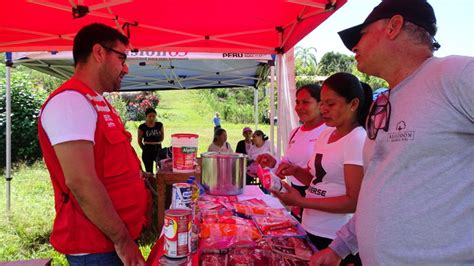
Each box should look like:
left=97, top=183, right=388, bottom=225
left=12, top=51, right=273, bottom=61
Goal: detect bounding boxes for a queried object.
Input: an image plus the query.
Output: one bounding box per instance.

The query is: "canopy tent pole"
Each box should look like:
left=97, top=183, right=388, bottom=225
left=254, top=88, right=258, bottom=130
left=276, top=50, right=298, bottom=158
left=269, top=65, right=275, bottom=154
left=5, top=52, right=12, bottom=212
left=276, top=55, right=282, bottom=158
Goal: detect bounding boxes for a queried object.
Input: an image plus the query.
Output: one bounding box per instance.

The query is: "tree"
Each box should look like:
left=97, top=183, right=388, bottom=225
left=0, top=53, right=63, bottom=166
left=295, top=46, right=318, bottom=69
left=316, top=52, right=356, bottom=76
left=351, top=65, right=388, bottom=91
left=0, top=71, right=48, bottom=167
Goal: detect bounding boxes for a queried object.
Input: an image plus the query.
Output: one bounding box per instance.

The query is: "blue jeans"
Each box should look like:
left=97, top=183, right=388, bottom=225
left=66, top=252, right=123, bottom=266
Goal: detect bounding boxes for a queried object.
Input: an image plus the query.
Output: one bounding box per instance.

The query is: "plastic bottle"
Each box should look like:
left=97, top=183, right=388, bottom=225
left=186, top=176, right=200, bottom=202
left=186, top=176, right=200, bottom=253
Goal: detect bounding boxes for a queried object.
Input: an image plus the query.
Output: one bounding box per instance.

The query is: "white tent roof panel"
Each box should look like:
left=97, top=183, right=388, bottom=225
left=12, top=51, right=273, bottom=91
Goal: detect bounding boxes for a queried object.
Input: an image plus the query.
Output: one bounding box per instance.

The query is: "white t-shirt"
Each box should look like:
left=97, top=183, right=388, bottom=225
left=301, top=126, right=366, bottom=239
left=207, top=142, right=233, bottom=153
left=279, top=124, right=327, bottom=186
left=41, top=91, right=99, bottom=145
left=247, top=141, right=273, bottom=161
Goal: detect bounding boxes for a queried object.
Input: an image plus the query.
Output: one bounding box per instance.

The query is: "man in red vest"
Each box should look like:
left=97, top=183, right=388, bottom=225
left=38, top=23, right=148, bottom=266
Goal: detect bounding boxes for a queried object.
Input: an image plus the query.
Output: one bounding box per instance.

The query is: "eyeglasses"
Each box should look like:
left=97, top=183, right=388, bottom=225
left=366, top=90, right=391, bottom=140
left=101, top=44, right=127, bottom=65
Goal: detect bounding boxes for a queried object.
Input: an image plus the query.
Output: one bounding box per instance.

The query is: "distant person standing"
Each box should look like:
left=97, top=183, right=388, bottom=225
left=138, top=108, right=164, bottom=173
left=236, top=127, right=253, bottom=155
left=213, top=112, right=221, bottom=131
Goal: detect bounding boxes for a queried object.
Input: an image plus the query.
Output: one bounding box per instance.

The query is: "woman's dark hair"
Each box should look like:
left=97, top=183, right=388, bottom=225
left=213, top=128, right=227, bottom=142
left=145, top=107, right=157, bottom=116
left=253, top=130, right=269, bottom=141
left=73, top=23, right=129, bottom=67
left=322, top=72, right=373, bottom=128
left=296, top=83, right=321, bottom=102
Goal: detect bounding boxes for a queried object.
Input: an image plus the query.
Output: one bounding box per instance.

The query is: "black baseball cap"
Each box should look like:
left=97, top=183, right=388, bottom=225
left=338, top=0, right=437, bottom=51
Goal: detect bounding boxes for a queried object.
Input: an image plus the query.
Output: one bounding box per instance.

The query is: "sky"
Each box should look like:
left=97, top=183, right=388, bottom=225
left=297, top=0, right=474, bottom=61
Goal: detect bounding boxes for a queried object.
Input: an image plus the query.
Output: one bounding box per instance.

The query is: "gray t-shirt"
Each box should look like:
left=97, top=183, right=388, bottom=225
left=330, top=56, right=474, bottom=265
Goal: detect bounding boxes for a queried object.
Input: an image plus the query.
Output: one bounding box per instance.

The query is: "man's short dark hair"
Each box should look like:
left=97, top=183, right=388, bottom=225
left=73, top=23, right=129, bottom=66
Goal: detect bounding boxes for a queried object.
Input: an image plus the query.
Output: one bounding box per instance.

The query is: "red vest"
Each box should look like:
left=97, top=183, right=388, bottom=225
left=38, top=78, right=149, bottom=254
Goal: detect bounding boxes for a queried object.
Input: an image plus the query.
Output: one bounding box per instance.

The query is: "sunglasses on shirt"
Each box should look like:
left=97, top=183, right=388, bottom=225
left=366, top=90, right=391, bottom=140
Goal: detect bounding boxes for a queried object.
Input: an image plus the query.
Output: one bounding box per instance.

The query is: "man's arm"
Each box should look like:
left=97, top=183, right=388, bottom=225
left=54, top=140, right=144, bottom=266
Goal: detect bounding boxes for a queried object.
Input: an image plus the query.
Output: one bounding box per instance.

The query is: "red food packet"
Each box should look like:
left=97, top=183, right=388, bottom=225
left=253, top=216, right=296, bottom=232
left=238, top=198, right=268, bottom=207
left=257, top=165, right=286, bottom=192
left=201, top=253, right=228, bottom=266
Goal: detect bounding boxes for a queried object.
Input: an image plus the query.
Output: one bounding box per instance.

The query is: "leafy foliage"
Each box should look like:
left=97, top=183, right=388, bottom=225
left=126, top=93, right=160, bottom=121
left=295, top=46, right=318, bottom=68
left=294, top=50, right=388, bottom=91
left=351, top=66, right=389, bottom=91
left=105, top=92, right=130, bottom=125
left=316, top=51, right=356, bottom=76
left=201, top=87, right=272, bottom=124
left=0, top=70, right=48, bottom=167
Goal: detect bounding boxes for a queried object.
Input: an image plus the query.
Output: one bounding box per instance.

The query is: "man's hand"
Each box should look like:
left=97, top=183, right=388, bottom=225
left=115, top=236, right=145, bottom=266
left=310, top=248, right=342, bottom=266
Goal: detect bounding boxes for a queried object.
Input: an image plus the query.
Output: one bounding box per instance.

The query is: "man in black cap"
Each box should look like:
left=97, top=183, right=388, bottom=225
left=311, top=0, right=474, bottom=265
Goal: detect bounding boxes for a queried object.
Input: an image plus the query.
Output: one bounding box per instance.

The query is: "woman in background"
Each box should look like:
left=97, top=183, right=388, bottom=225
left=207, top=128, right=233, bottom=152
left=247, top=130, right=272, bottom=161
left=236, top=127, right=253, bottom=155
left=246, top=130, right=273, bottom=185
left=138, top=107, right=164, bottom=173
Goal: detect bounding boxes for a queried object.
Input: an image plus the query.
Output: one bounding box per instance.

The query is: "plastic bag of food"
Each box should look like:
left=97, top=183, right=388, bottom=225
left=238, top=198, right=268, bottom=207
left=253, top=216, right=297, bottom=233
left=200, top=223, right=261, bottom=240
left=200, top=209, right=234, bottom=223
left=257, top=165, right=287, bottom=193
left=201, top=253, right=228, bottom=266
left=270, top=237, right=315, bottom=261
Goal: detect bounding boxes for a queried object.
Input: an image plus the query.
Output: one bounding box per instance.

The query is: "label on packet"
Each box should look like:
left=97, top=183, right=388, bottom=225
left=257, top=165, right=287, bottom=193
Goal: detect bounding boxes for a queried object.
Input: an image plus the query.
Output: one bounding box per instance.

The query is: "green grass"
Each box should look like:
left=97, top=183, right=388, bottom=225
left=128, top=90, right=274, bottom=157
left=0, top=162, right=66, bottom=265
left=0, top=89, right=277, bottom=264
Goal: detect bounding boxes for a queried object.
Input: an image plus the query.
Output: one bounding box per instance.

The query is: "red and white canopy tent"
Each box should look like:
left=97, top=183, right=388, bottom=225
left=1, top=0, right=347, bottom=209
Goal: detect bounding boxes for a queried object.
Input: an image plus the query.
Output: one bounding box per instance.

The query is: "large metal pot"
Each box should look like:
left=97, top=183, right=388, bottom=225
left=201, top=152, right=247, bottom=195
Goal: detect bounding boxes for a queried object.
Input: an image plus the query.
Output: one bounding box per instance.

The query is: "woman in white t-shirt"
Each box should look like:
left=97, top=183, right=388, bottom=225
left=256, top=84, right=326, bottom=220
left=274, top=73, right=373, bottom=266
left=246, top=130, right=273, bottom=185
left=247, top=130, right=272, bottom=160
left=207, top=128, right=233, bottom=153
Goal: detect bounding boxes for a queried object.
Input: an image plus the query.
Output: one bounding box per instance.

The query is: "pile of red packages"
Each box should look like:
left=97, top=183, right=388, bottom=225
left=201, top=237, right=315, bottom=265
left=196, top=194, right=316, bottom=265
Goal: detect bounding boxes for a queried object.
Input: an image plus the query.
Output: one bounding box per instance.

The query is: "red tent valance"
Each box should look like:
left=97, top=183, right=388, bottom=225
left=0, top=0, right=346, bottom=53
